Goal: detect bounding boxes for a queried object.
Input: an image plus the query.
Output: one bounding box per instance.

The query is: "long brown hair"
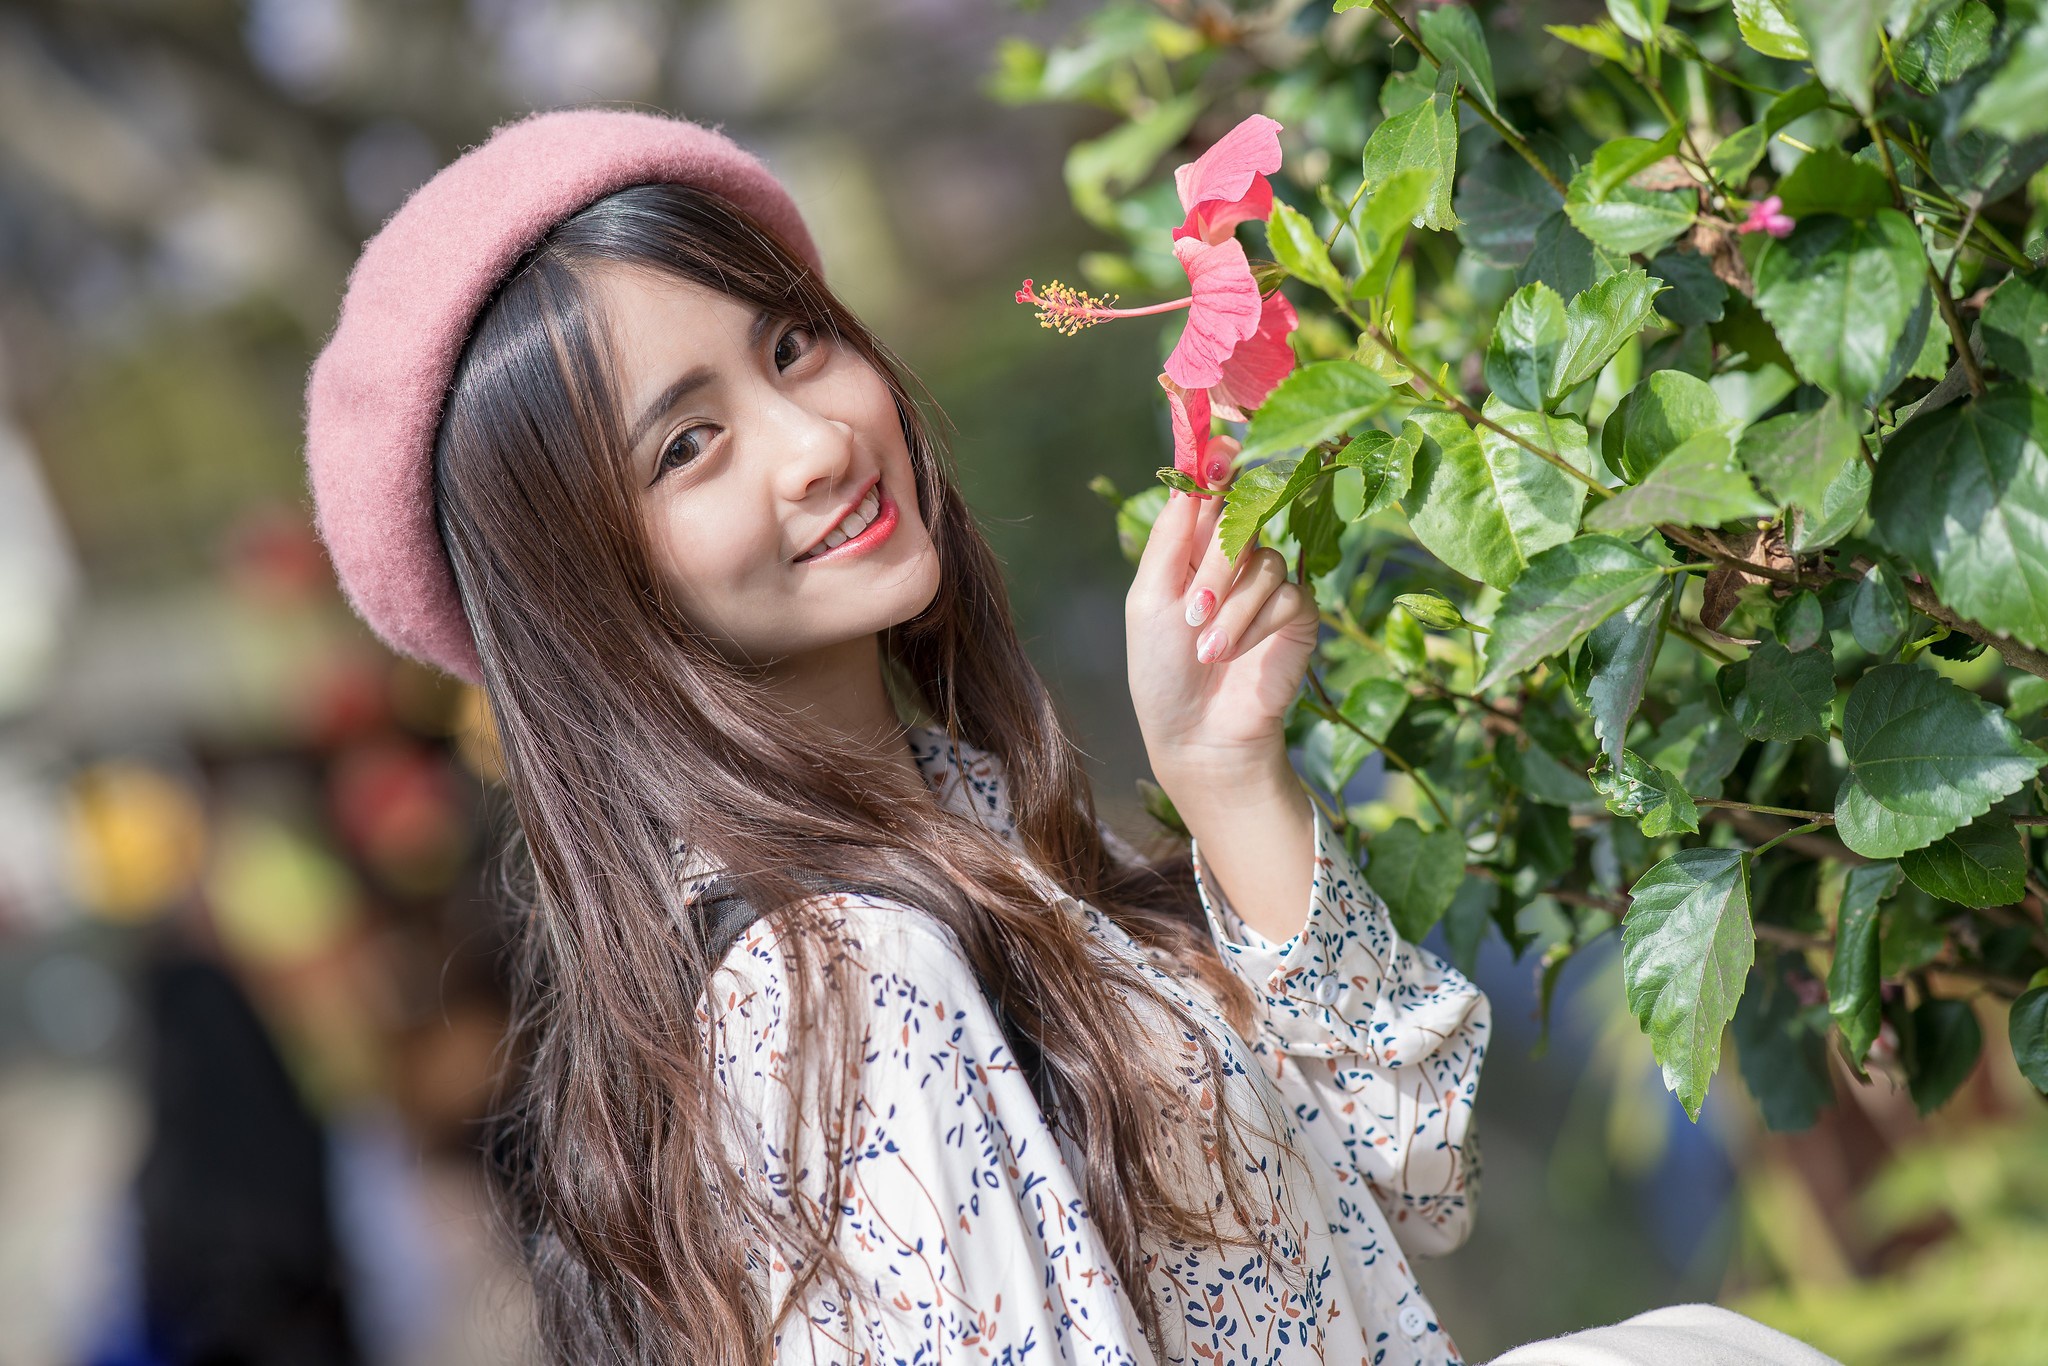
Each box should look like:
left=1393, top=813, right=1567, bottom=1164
left=434, top=181, right=1287, bottom=1364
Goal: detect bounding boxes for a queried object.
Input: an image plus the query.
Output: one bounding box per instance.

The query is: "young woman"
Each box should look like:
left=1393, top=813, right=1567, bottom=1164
left=304, top=109, right=1837, bottom=1366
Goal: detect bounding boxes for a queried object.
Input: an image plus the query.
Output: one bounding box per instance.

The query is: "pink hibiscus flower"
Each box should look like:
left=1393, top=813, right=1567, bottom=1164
left=1015, top=113, right=1299, bottom=489
left=1738, top=194, right=1795, bottom=239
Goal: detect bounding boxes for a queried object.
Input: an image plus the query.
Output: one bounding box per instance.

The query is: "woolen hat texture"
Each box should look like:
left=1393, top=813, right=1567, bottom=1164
left=303, top=107, right=825, bottom=683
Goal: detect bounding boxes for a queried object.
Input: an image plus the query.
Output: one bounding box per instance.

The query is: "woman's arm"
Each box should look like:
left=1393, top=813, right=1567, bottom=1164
left=1124, top=441, right=1491, bottom=1257
left=1124, top=435, right=1321, bottom=943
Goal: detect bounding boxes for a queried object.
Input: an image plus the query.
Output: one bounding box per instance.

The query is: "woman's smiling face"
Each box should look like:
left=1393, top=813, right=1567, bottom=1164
left=592, top=264, right=942, bottom=664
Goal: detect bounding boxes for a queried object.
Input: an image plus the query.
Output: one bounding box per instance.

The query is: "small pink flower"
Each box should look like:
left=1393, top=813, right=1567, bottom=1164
left=1739, top=194, right=1795, bottom=239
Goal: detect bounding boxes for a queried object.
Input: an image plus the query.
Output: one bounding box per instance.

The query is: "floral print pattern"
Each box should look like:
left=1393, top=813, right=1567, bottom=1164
left=695, top=725, right=1491, bottom=1364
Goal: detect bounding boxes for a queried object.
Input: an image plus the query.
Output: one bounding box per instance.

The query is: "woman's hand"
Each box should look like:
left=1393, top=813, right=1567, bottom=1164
left=1125, top=436, right=1319, bottom=941
left=1126, top=437, right=1321, bottom=800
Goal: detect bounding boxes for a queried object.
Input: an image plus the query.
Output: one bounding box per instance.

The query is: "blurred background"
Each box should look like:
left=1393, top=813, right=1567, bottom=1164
left=0, top=1, right=2041, bottom=1363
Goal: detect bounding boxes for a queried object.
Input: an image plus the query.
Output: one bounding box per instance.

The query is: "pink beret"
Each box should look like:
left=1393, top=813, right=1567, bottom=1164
left=303, top=107, right=824, bottom=683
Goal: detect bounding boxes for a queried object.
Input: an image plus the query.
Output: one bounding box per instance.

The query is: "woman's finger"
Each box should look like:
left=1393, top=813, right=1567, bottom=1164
left=1193, top=546, right=1288, bottom=664
left=1131, top=481, right=1204, bottom=605
left=1222, top=577, right=1319, bottom=664
left=1182, top=436, right=1239, bottom=579
left=1181, top=495, right=1251, bottom=632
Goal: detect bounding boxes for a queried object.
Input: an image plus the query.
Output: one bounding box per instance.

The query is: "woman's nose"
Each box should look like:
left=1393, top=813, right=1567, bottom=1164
left=769, top=398, right=858, bottom=504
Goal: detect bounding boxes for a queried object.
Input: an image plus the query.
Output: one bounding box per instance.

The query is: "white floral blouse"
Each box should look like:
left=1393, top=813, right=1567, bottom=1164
left=695, top=724, right=1492, bottom=1365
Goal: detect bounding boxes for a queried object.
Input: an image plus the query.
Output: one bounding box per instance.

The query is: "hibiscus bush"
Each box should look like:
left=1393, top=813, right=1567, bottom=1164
left=998, top=0, right=2048, bottom=1125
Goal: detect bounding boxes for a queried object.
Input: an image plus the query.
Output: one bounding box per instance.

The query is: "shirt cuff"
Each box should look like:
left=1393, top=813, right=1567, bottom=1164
left=1192, top=804, right=1409, bottom=1059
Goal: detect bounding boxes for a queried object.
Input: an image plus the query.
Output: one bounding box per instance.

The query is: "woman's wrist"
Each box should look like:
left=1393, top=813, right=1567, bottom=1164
left=1154, top=747, right=1317, bottom=944
left=1151, top=745, right=1300, bottom=824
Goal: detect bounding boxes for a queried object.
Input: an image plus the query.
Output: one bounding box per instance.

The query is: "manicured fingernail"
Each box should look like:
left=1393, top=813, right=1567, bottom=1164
left=1196, top=627, right=1226, bottom=664
left=1186, top=588, right=1216, bottom=627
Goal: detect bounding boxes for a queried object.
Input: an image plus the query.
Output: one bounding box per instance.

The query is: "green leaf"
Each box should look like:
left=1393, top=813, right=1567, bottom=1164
left=1788, top=447, right=1871, bottom=555
left=1833, top=664, right=2048, bottom=858
left=1582, top=562, right=1674, bottom=764
left=1905, top=996, right=1982, bottom=1115
left=1478, top=534, right=1667, bottom=689
left=1602, top=370, right=1732, bottom=484
left=1361, top=93, right=1459, bottom=232
left=1267, top=201, right=1345, bottom=299
left=1564, top=133, right=1697, bottom=257
left=1291, top=476, right=1343, bottom=578
left=1775, top=591, right=1826, bottom=652
left=1353, top=168, right=1433, bottom=298
left=1717, top=639, right=1836, bottom=743
left=1239, top=361, right=1394, bottom=461
left=1485, top=282, right=1567, bottom=413
left=1753, top=211, right=1928, bottom=405
left=1733, top=0, right=1808, bottom=59
left=1547, top=21, right=1633, bottom=64
left=2008, top=674, right=2048, bottom=720
left=1137, top=777, right=1189, bottom=836
left=1333, top=426, right=1418, bottom=520
left=1849, top=560, right=1909, bottom=656
left=1417, top=3, right=1501, bottom=121
left=1156, top=467, right=1203, bottom=494
left=1647, top=698, right=1749, bottom=797
left=1368, top=818, right=1468, bottom=941
left=1733, top=957, right=1834, bottom=1131
left=1773, top=147, right=1893, bottom=222
left=1606, top=0, right=1667, bottom=44
left=1893, top=0, right=1993, bottom=93
left=1869, top=384, right=2048, bottom=652
left=1828, top=860, right=1901, bottom=1067
left=2011, top=986, right=2048, bottom=1094
left=1899, top=821, right=2025, bottom=908
left=1395, top=591, right=1480, bottom=632
left=1442, top=876, right=1497, bottom=979
left=1962, top=16, right=2048, bottom=143
left=1406, top=406, right=1591, bottom=589
left=1785, top=0, right=1879, bottom=115
left=1706, top=82, right=1830, bottom=185
left=1880, top=882, right=1950, bottom=978
left=1499, top=733, right=1599, bottom=805
left=1593, top=748, right=1701, bottom=836
left=1063, top=90, right=1206, bottom=231
left=1707, top=123, right=1772, bottom=188
left=1308, top=677, right=1409, bottom=791
left=1623, top=848, right=1754, bottom=1121
left=1647, top=249, right=1728, bottom=328
left=1519, top=212, right=1628, bottom=299
left=1455, top=140, right=1566, bottom=270
left=1928, top=126, right=2048, bottom=209
left=1219, top=455, right=1322, bottom=561
left=1737, top=396, right=1864, bottom=514
left=1981, top=271, right=2048, bottom=386
left=1584, top=430, right=1774, bottom=536
left=1114, top=486, right=1168, bottom=564
left=1553, top=267, right=1663, bottom=399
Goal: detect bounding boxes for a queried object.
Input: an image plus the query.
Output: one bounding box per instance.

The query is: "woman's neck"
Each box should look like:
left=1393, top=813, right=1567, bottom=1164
left=758, top=632, right=925, bottom=790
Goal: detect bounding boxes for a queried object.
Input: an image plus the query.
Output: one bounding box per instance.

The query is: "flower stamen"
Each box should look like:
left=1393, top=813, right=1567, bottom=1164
left=1014, top=278, right=1195, bottom=336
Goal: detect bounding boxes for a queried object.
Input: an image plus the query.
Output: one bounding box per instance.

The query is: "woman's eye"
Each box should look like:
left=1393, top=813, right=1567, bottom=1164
left=657, top=425, right=713, bottom=476
left=775, top=323, right=819, bottom=370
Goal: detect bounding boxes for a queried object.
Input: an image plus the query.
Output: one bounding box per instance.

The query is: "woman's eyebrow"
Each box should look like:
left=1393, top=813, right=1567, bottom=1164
left=626, top=307, right=775, bottom=449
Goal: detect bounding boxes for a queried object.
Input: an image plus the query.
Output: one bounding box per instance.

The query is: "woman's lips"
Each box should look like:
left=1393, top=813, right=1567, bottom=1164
left=796, top=484, right=899, bottom=565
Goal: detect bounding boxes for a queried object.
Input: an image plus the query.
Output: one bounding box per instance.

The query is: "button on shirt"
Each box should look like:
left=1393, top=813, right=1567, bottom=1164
left=697, top=724, right=1492, bottom=1364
